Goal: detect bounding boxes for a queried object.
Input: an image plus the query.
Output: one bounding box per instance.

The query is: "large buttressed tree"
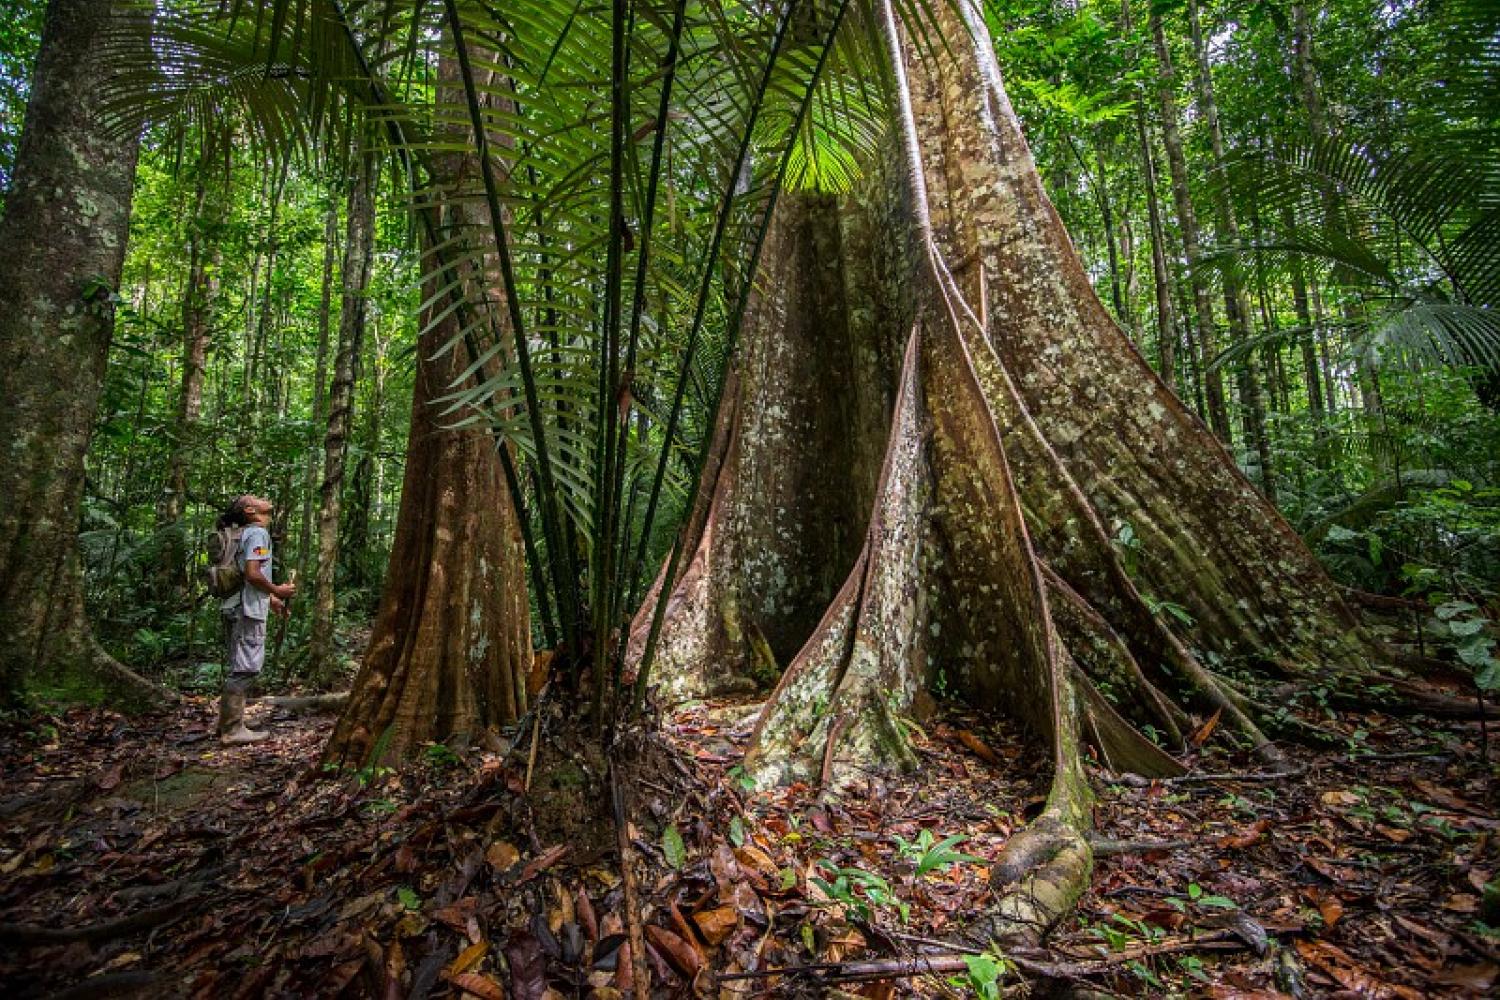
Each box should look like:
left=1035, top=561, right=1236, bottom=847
left=635, top=0, right=1406, bottom=941
left=0, top=0, right=162, bottom=707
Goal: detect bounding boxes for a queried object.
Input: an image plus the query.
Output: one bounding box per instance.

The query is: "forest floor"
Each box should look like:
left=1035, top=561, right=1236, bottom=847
left=0, top=690, right=1496, bottom=999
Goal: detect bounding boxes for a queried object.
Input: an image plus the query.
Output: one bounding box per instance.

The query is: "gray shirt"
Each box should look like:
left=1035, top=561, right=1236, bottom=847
left=220, top=524, right=273, bottom=621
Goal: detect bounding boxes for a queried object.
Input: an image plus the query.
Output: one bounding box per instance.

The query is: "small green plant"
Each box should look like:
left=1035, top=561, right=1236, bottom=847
left=421, top=742, right=463, bottom=769
left=950, top=949, right=1009, bottom=999
left=1168, top=882, right=1236, bottom=911
left=662, top=824, right=687, bottom=869
left=1433, top=599, right=1498, bottom=690
left=396, top=886, right=421, bottom=910
left=893, top=830, right=983, bottom=878
left=811, top=860, right=909, bottom=924
left=364, top=797, right=398, bottom=817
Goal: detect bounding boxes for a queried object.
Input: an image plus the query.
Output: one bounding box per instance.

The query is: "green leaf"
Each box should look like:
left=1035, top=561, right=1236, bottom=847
left=1436, top=600, right=1480, bottom=620
left=662, top=823, right=686, bottom=870
left=728, top=816, right=746, bottom=848
left=1476, top=662, right=1500, bottom=691
left=397, top=886, right=421, bottom=910
left=1449, top=618, right=1486, bottom=637
left=1458, top=638, right=1496, bottom=669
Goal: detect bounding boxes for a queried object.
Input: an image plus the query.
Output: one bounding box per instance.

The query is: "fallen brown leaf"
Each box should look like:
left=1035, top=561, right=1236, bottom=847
left=955, top=730, right=1002, bottom=765
left=447, top=972, right=506, bottom=1000
left=692, top=906, right=738, bottom=946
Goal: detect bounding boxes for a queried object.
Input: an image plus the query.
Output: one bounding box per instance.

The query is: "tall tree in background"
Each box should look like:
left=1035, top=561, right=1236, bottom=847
left=1184, top=0, right=1276, bottom=502
left=310, top=141, right=377, bottom=680
left=1149, top=7, right=1232, bottom=444
left=156, top=123, right=228, bottom=594
left=0, top=0, right=162, bottom=707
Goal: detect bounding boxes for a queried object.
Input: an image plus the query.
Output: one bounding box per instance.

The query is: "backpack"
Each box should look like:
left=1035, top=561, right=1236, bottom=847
left=204, top=525, right=245, bottom=598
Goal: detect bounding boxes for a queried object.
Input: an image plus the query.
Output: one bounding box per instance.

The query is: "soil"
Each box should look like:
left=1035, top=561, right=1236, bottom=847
left=0, top=689, right=1495, bottom=998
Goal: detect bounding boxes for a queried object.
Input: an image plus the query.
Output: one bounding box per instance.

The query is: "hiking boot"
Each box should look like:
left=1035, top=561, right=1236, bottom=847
left=217, top=689, right=269, bottom=745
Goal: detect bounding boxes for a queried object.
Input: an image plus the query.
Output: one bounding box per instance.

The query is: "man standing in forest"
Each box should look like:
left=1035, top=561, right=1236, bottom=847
left=219, top=495, right=295, bottom=744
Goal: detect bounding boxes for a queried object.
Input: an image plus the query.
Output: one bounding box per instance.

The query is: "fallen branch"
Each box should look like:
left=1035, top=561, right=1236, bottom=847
left=1088, top=837, right=1193, bottom=856
left=0, top=895, right=195, bottom=946
left=255, top=692, right=349, bottom=712
left=44, top=970, right=157, bottom=999
left=1115, top=768, right=1305, bottom=787
left=715, top=929, right=1246, bottom=988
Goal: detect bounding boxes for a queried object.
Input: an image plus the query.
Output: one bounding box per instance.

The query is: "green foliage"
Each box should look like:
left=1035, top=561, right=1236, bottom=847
left=892, top=829, right=983, bottom=877
left=954, top=949, right=1009, bottom=1000
left=811, top=859, right=910, bottom=924
left=662, top=823, right=687, bottom=870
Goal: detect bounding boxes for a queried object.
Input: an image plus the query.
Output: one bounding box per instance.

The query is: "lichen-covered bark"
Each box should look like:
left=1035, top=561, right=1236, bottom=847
left=744, top=330, right=929, bottom=788
left=629, top=191, right=906, bottom=702
left=0, top=0, right=162, bottom=708
left=914, top=0, right=1371, bottom=681
left=728, top=0, right=1390, bottom=943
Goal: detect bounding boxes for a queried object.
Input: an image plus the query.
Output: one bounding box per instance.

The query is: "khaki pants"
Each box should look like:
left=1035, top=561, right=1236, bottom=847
left=221, top=609, right=266, bottom=694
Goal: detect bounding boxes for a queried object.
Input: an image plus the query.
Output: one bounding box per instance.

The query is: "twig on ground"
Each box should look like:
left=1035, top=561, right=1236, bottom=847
left=1088, top=837, right=1193, bottom=856
left=611, top=765, right=650, bottom=1000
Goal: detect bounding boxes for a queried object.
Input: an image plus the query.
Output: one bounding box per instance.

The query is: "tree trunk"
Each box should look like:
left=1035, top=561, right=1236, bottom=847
left=1134, top=93, right=1176, bottom=385
left=1149, top=10, right=1232, bottom=444
left=296, top=204, right=338, bottom=597
left=668, top=0, right=1392, bottom=940
left=0, top=0, right=165, bottom=709
left=309, top=143, right=377, bottom=680
left=157, top=125, right=226, bottom=595
left=323, top=280, right=533, bottom=764
left=1184, top=0, right=1277, bottom=503
left=626, top=191, right=905, bottom=703
left=324, top=51, right=532, bottom=767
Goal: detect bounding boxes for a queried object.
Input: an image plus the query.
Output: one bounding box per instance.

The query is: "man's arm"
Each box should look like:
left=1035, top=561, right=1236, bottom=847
left=245, top=559, right=296, bottom=601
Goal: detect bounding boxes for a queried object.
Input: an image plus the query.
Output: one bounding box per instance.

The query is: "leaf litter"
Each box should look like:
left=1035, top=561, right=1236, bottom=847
left=0, top=690, right=1495, bottom=997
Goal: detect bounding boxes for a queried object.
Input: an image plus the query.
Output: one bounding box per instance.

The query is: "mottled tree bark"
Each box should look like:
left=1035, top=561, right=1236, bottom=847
left=626, top=192, right=905, bottom=703
left=322, top=289, right=533, bottom=765
left=679, top=0, right=1397, bottom=942
left=309, top=143, right=377, bottom=680
left=0, top=0, right=164, bottom=708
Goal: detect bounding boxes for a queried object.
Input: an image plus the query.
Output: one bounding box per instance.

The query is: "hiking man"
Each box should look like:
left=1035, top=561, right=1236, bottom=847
left=216, top=495, right=295, bottom=744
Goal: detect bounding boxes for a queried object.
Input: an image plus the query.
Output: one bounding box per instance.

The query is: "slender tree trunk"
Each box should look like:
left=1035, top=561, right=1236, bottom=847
left=156, top=125, right=226, bottom=594
left=296, top=204, right=338, bottom=602
left=343, top=318, right=386, bottom=592
left=310, top=143, right=377, bottom=680
left=1135, top=107, right=1175, bottom=384
left=0, top=0, right=164, bottom=708
left=1184, top=0, right=1277, bottom=503
left=1149, top=10, right=1232, bottom=443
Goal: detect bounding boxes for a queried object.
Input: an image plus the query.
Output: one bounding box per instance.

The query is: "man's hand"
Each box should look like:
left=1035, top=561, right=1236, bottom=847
left=274, top=581, right=297, bottom=601
left=270, top=595, right=290, bottom=618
